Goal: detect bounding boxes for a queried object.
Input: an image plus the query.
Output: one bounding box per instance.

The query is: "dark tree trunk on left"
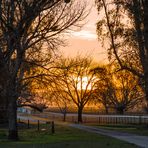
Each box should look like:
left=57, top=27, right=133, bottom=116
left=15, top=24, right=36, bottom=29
left=143, top=0, right=148, bottom=109
left=8, top=98, right=18, bottom=140
left=7, top=79, right=18, bottom=140
left=0, top=88, right=8, bottom=124
left=0, top=61, right=9, bottom=123
left=0, top=60, right=18, bottom=139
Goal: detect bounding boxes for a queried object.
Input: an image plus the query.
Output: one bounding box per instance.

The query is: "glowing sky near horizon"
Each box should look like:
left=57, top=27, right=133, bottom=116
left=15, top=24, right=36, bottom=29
left=60, top=0, right=108, bottom=63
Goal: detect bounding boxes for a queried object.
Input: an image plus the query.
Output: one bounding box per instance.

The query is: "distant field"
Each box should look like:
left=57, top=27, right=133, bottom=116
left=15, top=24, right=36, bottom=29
left=0, top=123, right=138, bottom=148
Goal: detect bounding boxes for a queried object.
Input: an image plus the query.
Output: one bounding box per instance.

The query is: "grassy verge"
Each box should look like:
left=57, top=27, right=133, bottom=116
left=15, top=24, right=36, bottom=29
left=88, top=123, right=148, bottom=136
left=0, top=123, right=138, bottom=148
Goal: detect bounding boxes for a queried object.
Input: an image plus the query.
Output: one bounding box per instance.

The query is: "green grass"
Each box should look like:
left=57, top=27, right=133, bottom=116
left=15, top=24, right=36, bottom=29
left=90, top=123, right=148, bottom=136
left=0, top=123, right=138, bottom=148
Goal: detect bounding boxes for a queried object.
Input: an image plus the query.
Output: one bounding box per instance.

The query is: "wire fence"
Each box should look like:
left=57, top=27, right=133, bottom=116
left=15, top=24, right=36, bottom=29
left=17, top=117, right=55, bottom=134
left=33, top=112, right=148, bottom=125
left=66, top=115, right=148, bottom=124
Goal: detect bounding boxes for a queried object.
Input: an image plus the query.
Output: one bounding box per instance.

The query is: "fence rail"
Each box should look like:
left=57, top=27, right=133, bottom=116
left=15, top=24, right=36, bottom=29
left=17, top=117, right=55, bottom=134
left=67, top=115, right=148, bottom=124
left=18, top=111, right=148, bottom=125
left=34, top=112, right=148, bottom=125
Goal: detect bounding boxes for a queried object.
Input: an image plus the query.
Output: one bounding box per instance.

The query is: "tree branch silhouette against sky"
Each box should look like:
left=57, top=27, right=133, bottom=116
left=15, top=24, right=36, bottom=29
left=60, top=0, right=108, bottom=63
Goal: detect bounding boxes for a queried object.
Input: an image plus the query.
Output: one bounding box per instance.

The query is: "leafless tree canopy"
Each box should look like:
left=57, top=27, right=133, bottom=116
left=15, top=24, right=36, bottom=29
left=0, top=0, right=87, bottom=75
left=49, top=56, right=98, bottom=122
left=0, top=0, right=88, bottom=140
left=93, top=65, right=143, bottom=114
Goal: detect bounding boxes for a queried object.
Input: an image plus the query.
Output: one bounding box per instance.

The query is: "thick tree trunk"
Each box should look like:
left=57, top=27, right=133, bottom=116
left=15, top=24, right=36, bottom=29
left=8, top=98, right=18, bottom=140
left=133, top=1, right=148, bottom=110
left=0, top=103, right=8, bottom=124
left=144, top=75, right=148, bottom=111
left=116, top=107, right=124, bottom=115
left=0, top=64, right=8, bottom=123
left=0, top=59, right=18, bottom=139
left=104, top=105, right=109, bottom=114
left=116, top=109, right=124, bottom=115
left=77, top=107, right=83, bottom=123
left=143, top=1, right=148, bottom=52
left=0, top=92, right=8, bottom=123
left=143, top=1, right=148, bottom=110
left=7, top=80, right=18, bottom=140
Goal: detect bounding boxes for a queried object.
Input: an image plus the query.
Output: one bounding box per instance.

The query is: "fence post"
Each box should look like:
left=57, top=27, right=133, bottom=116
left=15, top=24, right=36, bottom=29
left=27, top=120, right=30, bottom=129
left=51, top=121, right=55, bottom=134
left=115, top=117, right=118, bottom=124
left=38, top=120, right=40, bottom=131
left=139, top=116, right=142, bottom=125
left=72, top=116, right=74, bottom=123
left=98, top=117, right=100, bottom=124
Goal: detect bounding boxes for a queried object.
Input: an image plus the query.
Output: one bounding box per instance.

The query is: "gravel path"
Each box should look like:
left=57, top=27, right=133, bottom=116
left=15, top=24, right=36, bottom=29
left=69, top=124, right=148, bottom=148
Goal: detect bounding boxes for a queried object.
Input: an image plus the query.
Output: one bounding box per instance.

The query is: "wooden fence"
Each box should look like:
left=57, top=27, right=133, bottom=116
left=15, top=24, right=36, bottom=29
left=17, top=117, right=55, bottom=133
left=36, top=112, right=148, bottom=125
left=66, top=115, right=148, bottom=124
left=18, top=111, right=148, bottom=125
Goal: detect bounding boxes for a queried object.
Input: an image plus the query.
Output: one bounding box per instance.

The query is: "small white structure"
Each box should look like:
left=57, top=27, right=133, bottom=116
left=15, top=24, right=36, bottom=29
left=17, top=107, right=34, bottom=114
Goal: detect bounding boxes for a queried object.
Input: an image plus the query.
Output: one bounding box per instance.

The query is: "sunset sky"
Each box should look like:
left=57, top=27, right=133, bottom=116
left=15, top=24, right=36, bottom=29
left=60, top=0, right=108, bottom=63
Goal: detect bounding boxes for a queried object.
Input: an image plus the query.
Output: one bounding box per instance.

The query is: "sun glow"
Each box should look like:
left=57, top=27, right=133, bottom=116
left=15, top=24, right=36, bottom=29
left=77, top=76, right=92, bottom=90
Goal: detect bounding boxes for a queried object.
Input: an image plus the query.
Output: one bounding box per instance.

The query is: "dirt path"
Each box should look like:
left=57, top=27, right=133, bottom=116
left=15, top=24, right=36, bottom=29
left=69, top=124, right=148, bottom=148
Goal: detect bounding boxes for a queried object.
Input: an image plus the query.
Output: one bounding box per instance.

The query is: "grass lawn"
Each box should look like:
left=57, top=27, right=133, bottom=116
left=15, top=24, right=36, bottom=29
left=0, top=123, right=138, bottom=148
left=89, top=123, right=148, bottom=136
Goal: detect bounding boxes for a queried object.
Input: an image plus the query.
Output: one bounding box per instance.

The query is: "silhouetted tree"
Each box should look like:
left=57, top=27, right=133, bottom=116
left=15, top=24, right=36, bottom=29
left=93, top=65, right=143, bottom=114
left=0, top=0, right=87, bottom=140
left=92, top=66, right=113, bottom=114
left=52, top=57, right=98, bottom=123
left=95, top=0, right=148, bottom=110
